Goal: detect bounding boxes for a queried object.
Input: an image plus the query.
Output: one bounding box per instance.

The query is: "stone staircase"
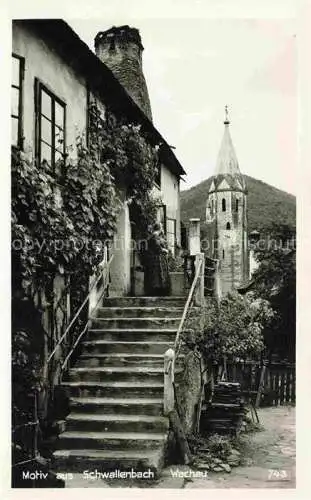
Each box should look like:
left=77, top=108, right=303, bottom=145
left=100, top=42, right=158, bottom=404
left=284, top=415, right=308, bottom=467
left=53, top=296, right=186, bottom=476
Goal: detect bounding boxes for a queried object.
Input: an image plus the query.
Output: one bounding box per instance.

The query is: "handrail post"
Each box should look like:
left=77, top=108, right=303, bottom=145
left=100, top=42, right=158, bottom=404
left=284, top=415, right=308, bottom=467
left=194, top=252, right=205, bottom=306
left=164, top=348, right=175, bottom=415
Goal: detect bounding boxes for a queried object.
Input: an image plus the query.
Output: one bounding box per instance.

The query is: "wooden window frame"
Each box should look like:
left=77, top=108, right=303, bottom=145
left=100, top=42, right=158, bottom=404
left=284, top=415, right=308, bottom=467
left=35, top=79, right=66, bottom=174
left=11, top=53, right=25, bottom=149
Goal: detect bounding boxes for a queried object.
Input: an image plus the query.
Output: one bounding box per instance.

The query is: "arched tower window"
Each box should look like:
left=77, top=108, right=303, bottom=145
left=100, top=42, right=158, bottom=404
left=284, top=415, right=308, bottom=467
left=211, top=199, right=214, bottom=213
left=222, top=249, right=225, bottom=259
left=222, top=198, right=226, bottom=212
left=236, top=199, right=239, bottom=211
left=226, top=222, right=231, bottom=230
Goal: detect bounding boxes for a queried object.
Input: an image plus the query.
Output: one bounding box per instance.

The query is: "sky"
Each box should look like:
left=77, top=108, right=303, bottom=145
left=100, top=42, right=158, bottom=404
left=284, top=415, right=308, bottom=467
left=67, top=11, right=297, bottom=195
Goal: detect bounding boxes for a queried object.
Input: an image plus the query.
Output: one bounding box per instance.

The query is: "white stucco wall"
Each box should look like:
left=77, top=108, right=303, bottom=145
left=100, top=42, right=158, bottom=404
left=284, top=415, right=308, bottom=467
left=12, top=23, right=182, bottom=294
left=12, top=23, right=88, bottom=157
left=153, top=164, right=181, bottom=251
left=109, top=195, right=132, bottom=296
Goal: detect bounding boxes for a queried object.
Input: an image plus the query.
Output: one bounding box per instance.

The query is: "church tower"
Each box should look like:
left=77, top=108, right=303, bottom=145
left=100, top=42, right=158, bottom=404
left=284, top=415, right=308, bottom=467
left=206, top=107, right=249, bottom=294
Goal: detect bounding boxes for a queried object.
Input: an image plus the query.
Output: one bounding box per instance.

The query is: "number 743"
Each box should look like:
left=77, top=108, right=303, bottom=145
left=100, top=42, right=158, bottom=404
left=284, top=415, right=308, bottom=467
left=268, top=469, right=288, bottom=480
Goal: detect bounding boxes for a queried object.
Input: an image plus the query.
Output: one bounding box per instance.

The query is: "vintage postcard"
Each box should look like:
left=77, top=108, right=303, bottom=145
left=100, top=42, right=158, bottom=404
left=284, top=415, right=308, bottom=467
left=4, top=0, right=305, bottom=496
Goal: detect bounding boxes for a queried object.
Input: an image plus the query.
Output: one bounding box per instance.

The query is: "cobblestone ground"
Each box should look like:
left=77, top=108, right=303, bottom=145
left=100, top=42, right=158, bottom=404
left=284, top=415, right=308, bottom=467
left=164, top=406, right=296, bottom=489
left=65, top=406, right=295, bottom=488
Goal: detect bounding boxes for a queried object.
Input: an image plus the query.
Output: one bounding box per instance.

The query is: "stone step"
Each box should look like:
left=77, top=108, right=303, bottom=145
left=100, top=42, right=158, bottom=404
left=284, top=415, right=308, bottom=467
left=65, top=413, right=169, bottom=433
left=61, top=381, right=165, bottom=398
left=102, top=296, right=186, bottom=308
left=96, top=306, right=185, bottom=319
left=89, top=317, right=181, bottom=329
left=67, top=366, right=181, bottom=384
left=53, top=448, right=164, bottom=474
left=86, top=329, right=177, bottom=343
left=52, top=297, right=186, bottom=479
left=69, top=397, right=164, bottom=416
left=81, top=340, right=174, bottom=355
left=57, top=431, right=167, bottom=450
left=75, top=353, right=184, bottom=368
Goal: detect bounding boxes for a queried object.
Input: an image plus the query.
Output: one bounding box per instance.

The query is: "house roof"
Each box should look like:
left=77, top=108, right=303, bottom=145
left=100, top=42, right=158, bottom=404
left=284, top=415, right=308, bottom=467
left=16, top=19, right=186, bottom=177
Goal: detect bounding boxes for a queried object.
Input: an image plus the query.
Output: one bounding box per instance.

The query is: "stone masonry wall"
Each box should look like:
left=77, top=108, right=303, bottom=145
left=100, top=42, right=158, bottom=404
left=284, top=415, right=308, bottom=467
left=207, top=188, right=248, bottom=294
left=95, top=27, right=153, bottom=121
left=175, top=348, right=202, bottom=434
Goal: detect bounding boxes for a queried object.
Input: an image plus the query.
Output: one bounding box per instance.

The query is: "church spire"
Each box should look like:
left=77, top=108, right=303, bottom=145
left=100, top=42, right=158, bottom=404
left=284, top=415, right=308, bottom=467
left=224, top=104, right=230, bottom=125
left=215, top=106, right=241, bottom=177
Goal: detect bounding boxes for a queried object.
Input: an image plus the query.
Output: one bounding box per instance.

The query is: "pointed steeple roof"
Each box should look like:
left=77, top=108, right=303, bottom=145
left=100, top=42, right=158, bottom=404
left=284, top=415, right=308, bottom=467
left=216, top=122, right=240, bottom=176
left=211, top=106, right=246, bottom=192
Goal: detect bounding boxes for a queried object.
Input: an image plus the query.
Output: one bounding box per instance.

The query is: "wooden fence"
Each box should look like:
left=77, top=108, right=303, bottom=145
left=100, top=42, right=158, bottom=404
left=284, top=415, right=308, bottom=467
left=222, top=361, right=295, bottom=407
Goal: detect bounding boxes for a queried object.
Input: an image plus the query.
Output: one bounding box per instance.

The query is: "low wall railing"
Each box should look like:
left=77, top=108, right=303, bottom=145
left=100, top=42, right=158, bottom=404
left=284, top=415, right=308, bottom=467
left=164, top=252, right=205, bottom=416
left=47, top=252, right=113, bottom=382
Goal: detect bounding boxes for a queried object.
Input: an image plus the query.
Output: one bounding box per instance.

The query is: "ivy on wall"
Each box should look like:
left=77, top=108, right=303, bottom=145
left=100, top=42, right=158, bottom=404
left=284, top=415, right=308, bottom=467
left=12, top=103, right=160, bottom=290
left=11, top=104, right=161, bottom=463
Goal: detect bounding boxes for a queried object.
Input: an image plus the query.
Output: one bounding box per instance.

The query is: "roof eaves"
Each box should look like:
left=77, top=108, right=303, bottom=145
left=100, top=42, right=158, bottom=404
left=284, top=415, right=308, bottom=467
left=17, top=19, right=186, bottom=177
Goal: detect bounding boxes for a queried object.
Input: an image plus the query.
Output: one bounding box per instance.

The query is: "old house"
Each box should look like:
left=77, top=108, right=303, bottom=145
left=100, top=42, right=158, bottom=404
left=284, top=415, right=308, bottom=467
left=12, top=20, right=185, bottom=297
left=12, top=19, right=193, bottom=480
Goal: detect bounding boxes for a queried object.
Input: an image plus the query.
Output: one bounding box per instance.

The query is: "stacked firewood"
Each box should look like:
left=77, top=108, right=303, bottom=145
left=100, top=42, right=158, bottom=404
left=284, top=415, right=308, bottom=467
left=200, top=381, right=247, bottom=436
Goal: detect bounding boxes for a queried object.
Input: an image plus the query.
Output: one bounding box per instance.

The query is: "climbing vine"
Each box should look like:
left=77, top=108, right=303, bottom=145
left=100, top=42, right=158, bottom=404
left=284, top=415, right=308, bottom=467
left=12, top=103, right=160, bottom=290
left=88, top=102, right=161, bottom=239
left=11, top=102, right=161, bottom=467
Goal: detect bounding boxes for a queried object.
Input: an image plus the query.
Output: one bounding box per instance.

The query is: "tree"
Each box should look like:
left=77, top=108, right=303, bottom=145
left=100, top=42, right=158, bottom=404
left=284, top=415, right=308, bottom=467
left=184, top=292, right=272, bottom=364
left=250, top=222, right=296, bottom=360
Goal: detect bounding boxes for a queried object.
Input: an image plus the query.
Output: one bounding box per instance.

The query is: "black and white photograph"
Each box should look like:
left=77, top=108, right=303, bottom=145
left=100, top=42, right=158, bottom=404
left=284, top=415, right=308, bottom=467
left=7, top=0, right=301, bottom=492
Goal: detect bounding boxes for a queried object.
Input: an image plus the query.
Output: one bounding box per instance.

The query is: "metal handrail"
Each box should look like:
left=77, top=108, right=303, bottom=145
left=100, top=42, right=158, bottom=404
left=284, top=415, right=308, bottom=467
left=174, top=255, right=203, bottom=358
left=47, top=254, right=113, bottom=365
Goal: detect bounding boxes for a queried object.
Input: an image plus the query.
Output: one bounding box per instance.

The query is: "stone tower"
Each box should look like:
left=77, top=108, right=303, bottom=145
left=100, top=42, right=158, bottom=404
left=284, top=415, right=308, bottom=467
left=206, top=107, right=249, bottom=294
left=95, top=25, right=153, bottom=121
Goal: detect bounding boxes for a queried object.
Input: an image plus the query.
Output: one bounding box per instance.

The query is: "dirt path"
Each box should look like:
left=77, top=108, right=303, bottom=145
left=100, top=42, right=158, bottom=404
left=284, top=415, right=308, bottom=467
left=183, top=406, right=296, bottom=489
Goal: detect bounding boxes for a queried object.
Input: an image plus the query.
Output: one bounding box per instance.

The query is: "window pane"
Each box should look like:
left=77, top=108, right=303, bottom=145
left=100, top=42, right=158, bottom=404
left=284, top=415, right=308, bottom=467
left=11, top=87, right=19, bottom=116
left=167, top=233, right=175, bottom=256
left=55, top=149, right=63, bottom=175
left=55, top=125, right=64, bottom=149
left=55, top=148, right=63, bottom=164
left=55, top=101, right=64, bottom=128
left=41, top=90, right=52, bottom=118
left=41, top=116, right=52, bottom=145
left=40, top=141, right=52, bottom=165
left=167, top=219, right=175, bottom=234
left=12, top=56, right=20, bottom=87
left=11, top=117, right=18, bottom=146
